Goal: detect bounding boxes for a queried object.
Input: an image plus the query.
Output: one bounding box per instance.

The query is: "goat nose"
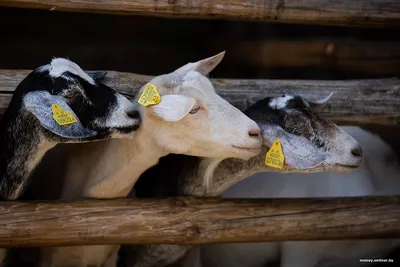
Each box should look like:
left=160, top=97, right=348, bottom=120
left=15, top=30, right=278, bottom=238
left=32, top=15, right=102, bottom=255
left=248, top=128, right=261, bottom=138
left=127, top=109, right=140, bottom=120
left=351, top=146, right=363, bottom=158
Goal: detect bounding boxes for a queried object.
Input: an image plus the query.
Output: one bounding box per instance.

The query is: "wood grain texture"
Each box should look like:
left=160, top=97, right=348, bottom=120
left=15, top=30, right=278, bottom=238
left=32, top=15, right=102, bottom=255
left=1, top=69, right=400, bottom=125
left=1, top=0, right=400, bottom=28
left=0, top=196, right=398, bottom=247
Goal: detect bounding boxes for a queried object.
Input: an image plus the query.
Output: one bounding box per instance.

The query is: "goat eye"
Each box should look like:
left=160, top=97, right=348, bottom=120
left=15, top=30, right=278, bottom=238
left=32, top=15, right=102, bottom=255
left=64, top=91, right=79, bottom=99
left=189, top=106, right=201, bottom=114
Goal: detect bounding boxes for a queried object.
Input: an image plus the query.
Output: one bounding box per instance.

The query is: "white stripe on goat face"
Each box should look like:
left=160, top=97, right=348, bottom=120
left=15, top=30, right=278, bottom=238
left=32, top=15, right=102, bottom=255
left=269, top=94, right=294, bottom=109
left=48, top=58, right=96, bottom=85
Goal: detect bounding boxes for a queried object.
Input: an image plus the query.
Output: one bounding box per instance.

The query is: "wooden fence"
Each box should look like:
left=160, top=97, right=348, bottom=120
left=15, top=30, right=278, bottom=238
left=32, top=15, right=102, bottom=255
left=0, top=197, right=399, bottom=247
left=1, top=70, right=400, bottom=125
left=0, top=68, right=399, bottom=246
left=2, top=0, right=400, bottom=28
left=0, top=0, right=399, bottom=247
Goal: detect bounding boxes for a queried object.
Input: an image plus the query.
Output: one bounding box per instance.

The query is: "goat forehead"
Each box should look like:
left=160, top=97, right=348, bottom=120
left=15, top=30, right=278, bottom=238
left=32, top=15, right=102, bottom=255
left=182, top=81, right=216, bottom=103
left=159, top=75, right=182, bottom=92
left=269, top=95, right=294, bottom=109
left=48, top=58, right=95, bottom=85
left=183, top=71, right=215, bottom=92
left=145, top=75, right=182, bottom=96
left=286, top=96, right=312, bottom=112
left=146, top=72, right=216, bottom=103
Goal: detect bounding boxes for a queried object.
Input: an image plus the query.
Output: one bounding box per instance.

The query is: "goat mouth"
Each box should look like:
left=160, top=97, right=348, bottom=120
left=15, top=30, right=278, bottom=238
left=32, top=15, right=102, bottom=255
left=232, top=145, right=262, bottom=154
left=336, top=164, right=360, bottom=169
left=111, top=125, right=140, bottom=134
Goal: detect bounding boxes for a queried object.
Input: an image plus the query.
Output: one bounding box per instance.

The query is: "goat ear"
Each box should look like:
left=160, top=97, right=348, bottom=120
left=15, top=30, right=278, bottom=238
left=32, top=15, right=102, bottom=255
left=149, top=94, right=196, bottom=122
left=87, top=71, right=107, bottom=81
left=262, top=125, right=328, bottom=169
left=306, top=92, right=333, bottom=112
left=23, top=91, right=97, bottom=139
left=173, top=51, right=225, bottom=76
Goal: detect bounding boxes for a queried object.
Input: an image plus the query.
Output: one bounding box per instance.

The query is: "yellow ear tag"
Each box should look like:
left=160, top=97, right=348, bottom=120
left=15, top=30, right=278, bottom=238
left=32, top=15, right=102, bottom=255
left=265, top=140, right=285, bottom=169
left=138, top=83, right=161, bottom=107
left=51, top=104, right=78, bottom=126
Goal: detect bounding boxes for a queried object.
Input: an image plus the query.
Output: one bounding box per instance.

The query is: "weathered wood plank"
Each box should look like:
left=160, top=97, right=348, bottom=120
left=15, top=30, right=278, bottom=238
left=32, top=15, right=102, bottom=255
left=1, top=69, right=399, bottom=125
left=1, top=0, right=400, bottom=28
left=0, top=196, right=398, bottom=247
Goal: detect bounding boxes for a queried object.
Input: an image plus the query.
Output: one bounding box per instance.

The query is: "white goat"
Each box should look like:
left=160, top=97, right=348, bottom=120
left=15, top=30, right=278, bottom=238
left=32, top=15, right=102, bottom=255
left=195, top=126, right=400, bottom=267
left=0, top=58, right=140, bottom=264
left=32, top=52, right=263, bottom=267
left=117, top=93, right=364, bottom=267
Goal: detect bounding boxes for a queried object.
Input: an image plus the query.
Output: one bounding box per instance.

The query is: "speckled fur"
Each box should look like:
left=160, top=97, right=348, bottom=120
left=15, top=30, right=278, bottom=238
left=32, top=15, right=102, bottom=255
left=0, top=111, right=48, bottom=200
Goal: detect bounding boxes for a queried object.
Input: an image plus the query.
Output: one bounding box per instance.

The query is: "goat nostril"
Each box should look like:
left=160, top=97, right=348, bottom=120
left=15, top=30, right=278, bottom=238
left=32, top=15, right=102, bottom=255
left=351, top=147, right=363, bottom=158
left=127, top=110, right=140, bottom=119
left=248, top=129, right=261, bottom=138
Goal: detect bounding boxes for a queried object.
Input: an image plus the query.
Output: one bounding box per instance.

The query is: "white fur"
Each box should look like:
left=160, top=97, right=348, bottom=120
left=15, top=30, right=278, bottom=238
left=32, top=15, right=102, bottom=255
left=193, top=126, right=400, bottom=267
left=173, top=51, right=225, bottom=76
left=35, top=64, right=50, bottom=73
left=203, top=158, right=223, bottom=193
left=48, top=58, right=95, bottom=85
left=39, top=52, right=262, bottom=267
left=152, top=95, right=196, bottom=122
left=269, top=94, right=293, bottom=109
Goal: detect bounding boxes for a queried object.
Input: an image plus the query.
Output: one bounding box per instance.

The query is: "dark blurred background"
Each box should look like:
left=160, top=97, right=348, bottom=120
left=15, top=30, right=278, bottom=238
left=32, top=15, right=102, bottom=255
left=1, top=7, right=399, bottom=80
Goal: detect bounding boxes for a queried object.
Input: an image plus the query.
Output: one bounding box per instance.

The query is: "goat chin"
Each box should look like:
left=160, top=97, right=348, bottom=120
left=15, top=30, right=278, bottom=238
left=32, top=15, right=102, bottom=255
left=180, top=126, right=400, bottom=267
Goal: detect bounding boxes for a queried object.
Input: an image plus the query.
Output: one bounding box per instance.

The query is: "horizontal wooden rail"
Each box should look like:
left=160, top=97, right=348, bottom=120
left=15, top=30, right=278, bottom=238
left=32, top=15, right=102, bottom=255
left=1, top=0, right=400, bottom=28
left=1, top=69, right=400, bottom=126
left=0, top=196, right=398, bottom=247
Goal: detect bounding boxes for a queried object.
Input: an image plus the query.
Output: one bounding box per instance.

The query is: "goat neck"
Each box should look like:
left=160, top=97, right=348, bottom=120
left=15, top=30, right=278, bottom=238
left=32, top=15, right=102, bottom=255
left=82, top=126, right=167, bottom=199
left=0, top=109, right=55, bottom=200
left=207, top=146, right=270, bottom=196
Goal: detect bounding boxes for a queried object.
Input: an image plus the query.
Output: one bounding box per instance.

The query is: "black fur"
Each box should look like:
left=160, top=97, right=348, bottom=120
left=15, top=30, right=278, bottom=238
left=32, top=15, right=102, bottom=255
left=0, top=61, right=140, bottom=199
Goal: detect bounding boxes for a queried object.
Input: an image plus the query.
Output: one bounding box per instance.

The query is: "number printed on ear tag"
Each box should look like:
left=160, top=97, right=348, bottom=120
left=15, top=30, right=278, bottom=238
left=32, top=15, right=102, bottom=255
left=52, top=104, right=78, bottom=126
left=138, top=83, right=161, bottom=107
left=265, top=140, right=285, bottom=169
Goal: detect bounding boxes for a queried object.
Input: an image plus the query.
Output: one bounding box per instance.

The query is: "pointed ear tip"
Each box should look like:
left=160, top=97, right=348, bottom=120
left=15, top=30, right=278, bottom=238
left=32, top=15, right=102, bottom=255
left=207, top=51, right=226, bottom=61
left=215, top=51, right=226, bottom=58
